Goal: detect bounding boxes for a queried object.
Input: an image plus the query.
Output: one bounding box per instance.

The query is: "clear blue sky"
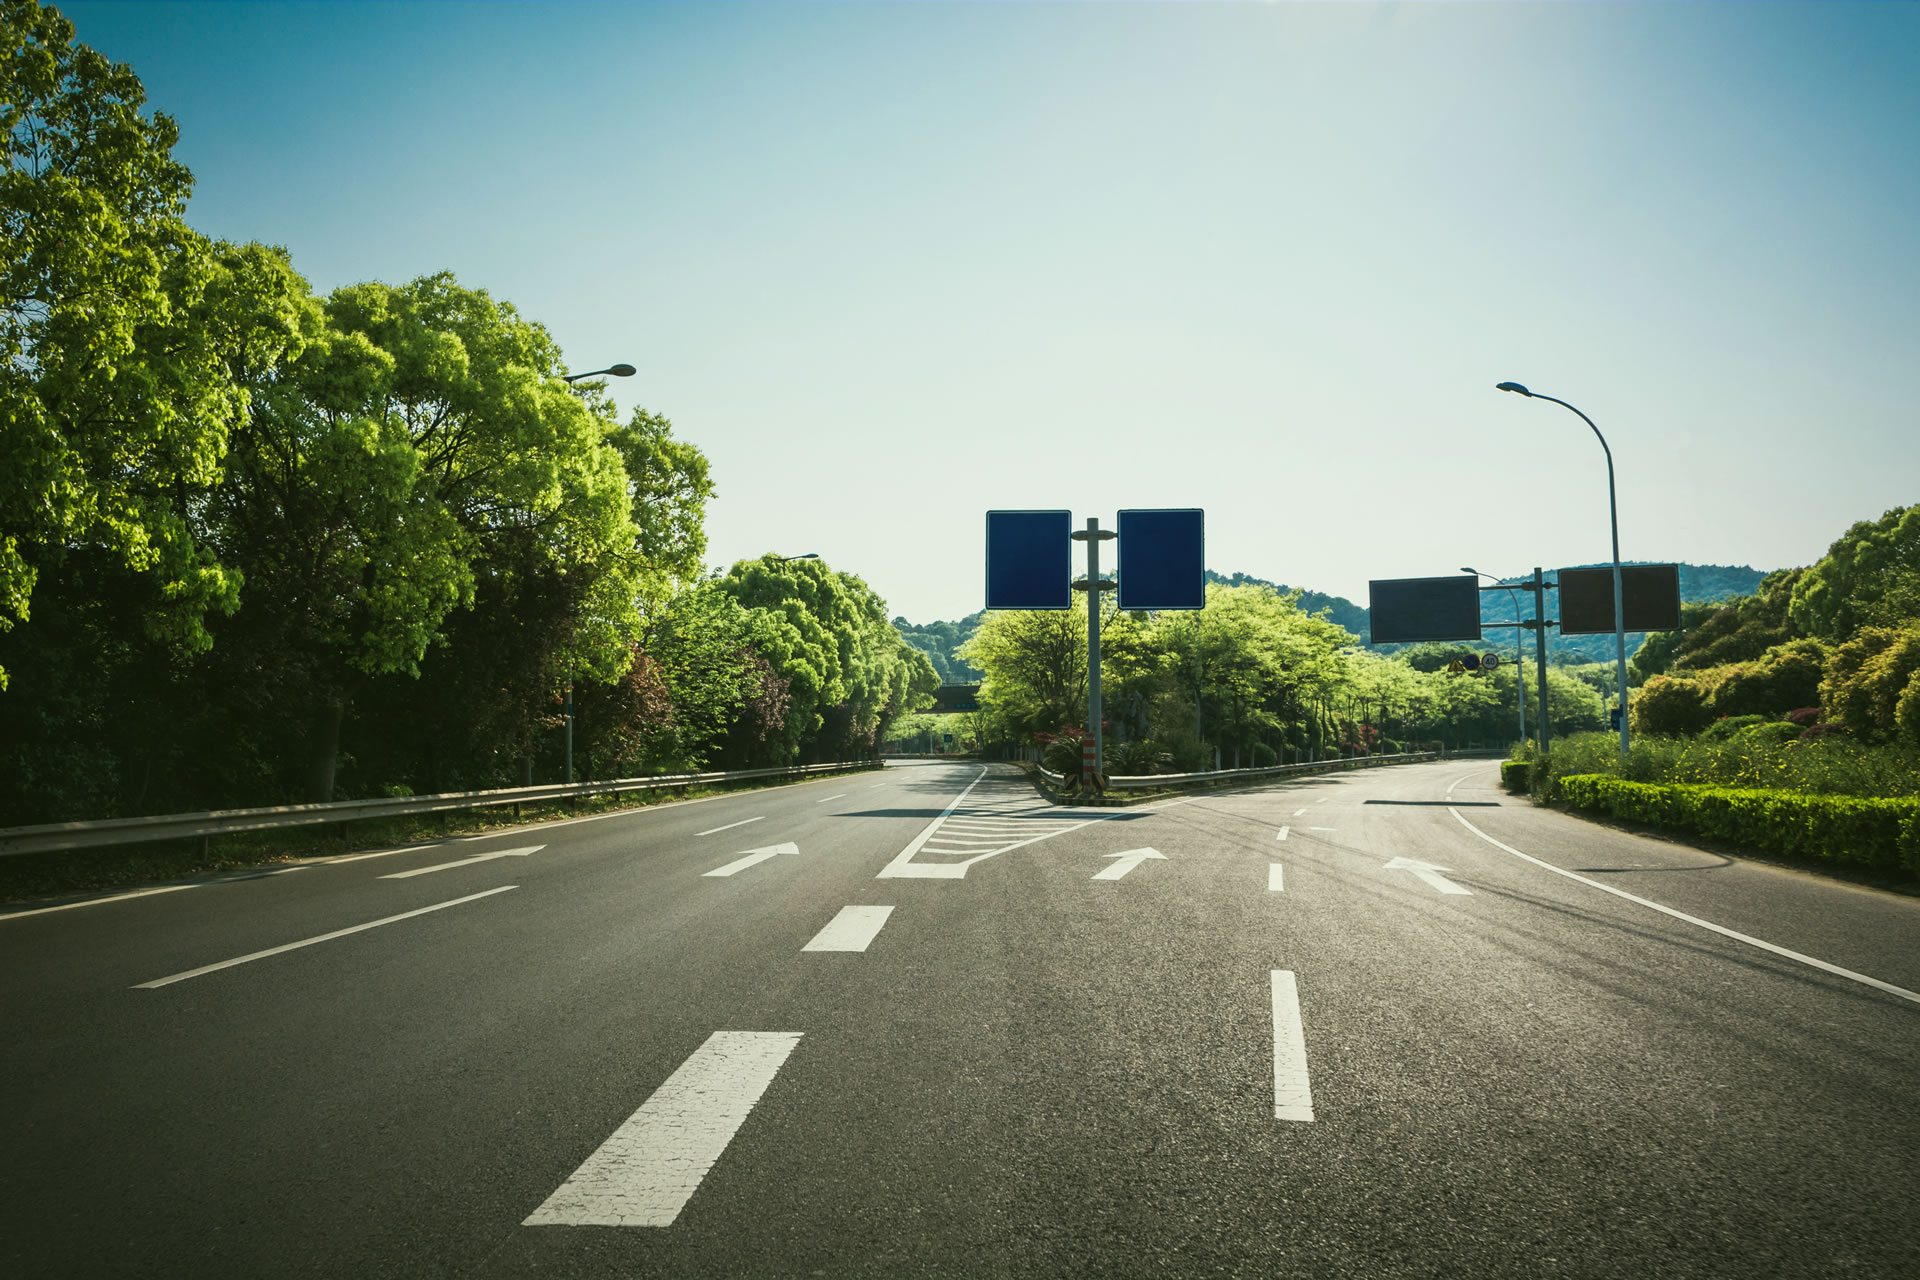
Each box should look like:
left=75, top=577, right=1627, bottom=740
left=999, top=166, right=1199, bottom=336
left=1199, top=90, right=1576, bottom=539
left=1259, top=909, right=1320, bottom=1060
left=61, top=1, right=1920, bottom=623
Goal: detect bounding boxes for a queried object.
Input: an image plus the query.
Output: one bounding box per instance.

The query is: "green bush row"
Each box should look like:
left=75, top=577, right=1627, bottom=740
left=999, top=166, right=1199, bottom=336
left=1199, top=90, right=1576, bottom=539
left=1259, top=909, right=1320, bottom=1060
left=1500, top=760, right=1529, bottom=792
left=1557, top=774, right=1920, bottom=872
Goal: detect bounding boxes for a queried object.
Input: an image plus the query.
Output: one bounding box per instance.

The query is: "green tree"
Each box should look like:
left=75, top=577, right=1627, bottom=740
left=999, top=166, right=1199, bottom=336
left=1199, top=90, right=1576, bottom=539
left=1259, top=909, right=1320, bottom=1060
left=2, top=4, right=305, bottom=687
left=719, top=555, right=935, bottom=762
left=960, top=608, right=1088, bottom=740
left=207, top=271, right=650, bottom=799
left=1820, top=624, right=1920, bottom=745
left=1790, top=506, right=1920, bottom=641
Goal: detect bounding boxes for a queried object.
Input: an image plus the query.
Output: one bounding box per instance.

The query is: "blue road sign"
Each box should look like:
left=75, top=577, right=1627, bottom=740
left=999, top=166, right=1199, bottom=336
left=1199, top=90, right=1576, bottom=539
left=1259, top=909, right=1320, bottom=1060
left=1116, top=509, right=1205, bottom=610
left=985, top=510, right=1072, bottom=609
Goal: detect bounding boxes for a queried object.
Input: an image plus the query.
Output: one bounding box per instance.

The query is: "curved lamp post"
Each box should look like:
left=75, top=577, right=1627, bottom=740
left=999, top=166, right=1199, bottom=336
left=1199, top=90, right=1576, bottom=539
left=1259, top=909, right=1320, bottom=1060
left=1496, top=381, right=1631, bottom=757
left=1463, top=566, right=1526, bottom=749
left=555, top=362, right=637, bottom=783
left=562, top=363, right=637, bottom=383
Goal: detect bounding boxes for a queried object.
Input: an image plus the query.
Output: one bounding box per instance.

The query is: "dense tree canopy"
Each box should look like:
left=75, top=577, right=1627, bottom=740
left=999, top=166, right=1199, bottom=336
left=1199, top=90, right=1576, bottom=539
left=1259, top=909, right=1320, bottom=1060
left=1, top=1, right=289, bottom=685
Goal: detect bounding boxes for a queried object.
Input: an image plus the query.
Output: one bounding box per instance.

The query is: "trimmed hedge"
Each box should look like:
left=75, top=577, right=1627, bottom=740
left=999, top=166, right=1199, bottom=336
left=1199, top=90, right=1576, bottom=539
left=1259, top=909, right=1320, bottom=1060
left=1500, top=760, right=1529, bottom=792
left=1558, top=774, right=1920, bottom=873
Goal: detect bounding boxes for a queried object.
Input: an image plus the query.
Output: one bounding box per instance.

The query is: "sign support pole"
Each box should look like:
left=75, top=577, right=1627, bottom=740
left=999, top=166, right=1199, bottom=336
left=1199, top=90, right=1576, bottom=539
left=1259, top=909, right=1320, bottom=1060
left=1072, top=518, right=1117, bottom=780
left=1529, top=567, right=1552, bottom=757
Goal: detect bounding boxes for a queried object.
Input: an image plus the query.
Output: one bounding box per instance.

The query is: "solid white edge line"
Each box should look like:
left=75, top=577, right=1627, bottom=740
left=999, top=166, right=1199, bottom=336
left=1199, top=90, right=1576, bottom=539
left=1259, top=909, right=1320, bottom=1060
left=1268, top=863, right=1285, bottom=892
left=696, top=816, right=764, bottom=837
left=1, top=883, right=197, bottom=920
left=1271, top=970, right=1315, bottom=1121
left=524, top=1030, right=803, bottom=1227
left=1448, top=808, right=1920, bottom=1007
left=801, top=905, right=895, bottom=952
left=133, top=885, right=518, bottom=988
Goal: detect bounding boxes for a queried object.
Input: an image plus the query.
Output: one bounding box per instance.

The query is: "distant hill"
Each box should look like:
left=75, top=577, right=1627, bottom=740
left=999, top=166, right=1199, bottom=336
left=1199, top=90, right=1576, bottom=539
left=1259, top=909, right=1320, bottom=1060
left=893, top=563, right=1770, bottom=676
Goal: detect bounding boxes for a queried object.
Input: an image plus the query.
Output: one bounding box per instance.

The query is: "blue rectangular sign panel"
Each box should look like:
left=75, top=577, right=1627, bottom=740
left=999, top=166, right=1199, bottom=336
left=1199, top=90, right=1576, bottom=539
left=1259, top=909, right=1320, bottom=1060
left=1116, top=508, right=1205, bottom=610
left=985, top=510, right=1072, bottom=609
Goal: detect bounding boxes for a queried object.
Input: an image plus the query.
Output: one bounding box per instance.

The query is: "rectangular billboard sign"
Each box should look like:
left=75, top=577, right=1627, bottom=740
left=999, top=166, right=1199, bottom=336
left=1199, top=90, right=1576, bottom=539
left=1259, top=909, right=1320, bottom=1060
left=985, top=510, right=1072, bottom=610
left=1557, top=564, right=1682, bottom=634
left=1116, top=508, right=1205, bottom=610
left=1368, top=575, right=1483, bottom=644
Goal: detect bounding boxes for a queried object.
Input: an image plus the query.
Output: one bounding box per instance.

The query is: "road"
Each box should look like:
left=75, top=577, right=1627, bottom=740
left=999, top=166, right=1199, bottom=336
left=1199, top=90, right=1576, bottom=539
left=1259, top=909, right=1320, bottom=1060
left=3, top=758, right=1917, bottom=1278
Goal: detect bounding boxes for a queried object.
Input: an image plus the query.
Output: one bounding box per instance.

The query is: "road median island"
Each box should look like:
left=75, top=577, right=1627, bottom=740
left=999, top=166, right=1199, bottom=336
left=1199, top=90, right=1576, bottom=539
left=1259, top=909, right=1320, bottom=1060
left=1557, top=773, right=1920, bottom=877
left=1016, top=751, right=1443, bottom=807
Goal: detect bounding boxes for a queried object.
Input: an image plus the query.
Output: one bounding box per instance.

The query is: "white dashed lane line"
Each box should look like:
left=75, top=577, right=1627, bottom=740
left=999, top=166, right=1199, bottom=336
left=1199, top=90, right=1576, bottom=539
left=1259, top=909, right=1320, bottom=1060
left=696, top=816, right=764, bottom=837
left=524, top=1031, right=803, bottom=1227
left=1271, top=970, right=1315, bottom=1122
left=1268, top=863, right=1286, bottom=892
left=801, top=905, right=894, bottom=952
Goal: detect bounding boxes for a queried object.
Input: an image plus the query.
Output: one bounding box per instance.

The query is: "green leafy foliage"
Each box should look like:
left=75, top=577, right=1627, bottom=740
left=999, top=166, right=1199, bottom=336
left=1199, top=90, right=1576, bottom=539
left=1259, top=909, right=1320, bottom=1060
left=1518, top=730, right=1920, bottom=802
left=1, top=5, right=307, bottom=685
left=718, top=556, right=936, bottom=763
left=893, top=611, right=983, bottom=684
left=1790, top=506, right=1920, bottom=641
left=1820, top=624, right=1920, bottom=746
left=1557, top=774, right=1919, bottom=872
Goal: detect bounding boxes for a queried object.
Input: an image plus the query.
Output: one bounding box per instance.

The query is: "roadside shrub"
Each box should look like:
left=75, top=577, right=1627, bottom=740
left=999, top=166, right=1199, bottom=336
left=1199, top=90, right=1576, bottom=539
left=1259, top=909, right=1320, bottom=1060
left=1500, top=760, right=1529, bottom=792
left=1702, top=639, right=1828, bottom=720
left=1109, top=739, right=1174, bottom=776
left=1250, top=742, right=1279, bottom=768
left=1558, top=774, right=1919, bottom=872
left=1699, top=715, right=1768, bottom=743
left=1822, top=625, right=1920, bottom=745
left=1631, top=675, right=1713, bottom=737
left=1525, top=730, right=1920, bottom=801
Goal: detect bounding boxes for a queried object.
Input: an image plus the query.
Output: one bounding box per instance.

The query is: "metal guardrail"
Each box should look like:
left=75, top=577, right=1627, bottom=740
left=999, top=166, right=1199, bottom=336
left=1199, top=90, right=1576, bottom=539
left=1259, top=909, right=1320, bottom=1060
left=1035, top=751, right=1441, bottom=791
left=0, top=761, right=879, bottom=858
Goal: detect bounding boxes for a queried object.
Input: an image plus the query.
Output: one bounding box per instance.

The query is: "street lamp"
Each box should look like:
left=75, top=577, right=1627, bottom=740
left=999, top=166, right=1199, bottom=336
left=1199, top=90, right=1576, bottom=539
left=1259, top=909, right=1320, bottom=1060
left=1496, top=381, right=1631, bottom=757
left=562, top=363, right=637, bottom=383
left=555, top=361, right=637, bottom=785
left=1463, top=566, right=1526, bottom=749
left=777, top=553, right=820, bottom=562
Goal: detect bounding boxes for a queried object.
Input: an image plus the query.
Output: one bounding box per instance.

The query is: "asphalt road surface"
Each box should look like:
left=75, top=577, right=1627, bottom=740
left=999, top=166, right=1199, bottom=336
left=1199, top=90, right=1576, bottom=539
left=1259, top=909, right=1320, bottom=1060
left=4, top=758, right=1917, bottom=1278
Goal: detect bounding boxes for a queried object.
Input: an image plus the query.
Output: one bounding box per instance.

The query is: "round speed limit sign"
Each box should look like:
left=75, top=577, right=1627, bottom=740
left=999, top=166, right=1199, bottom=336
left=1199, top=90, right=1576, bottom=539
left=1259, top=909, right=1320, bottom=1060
left=1481, top=652, right=1501, bottom=671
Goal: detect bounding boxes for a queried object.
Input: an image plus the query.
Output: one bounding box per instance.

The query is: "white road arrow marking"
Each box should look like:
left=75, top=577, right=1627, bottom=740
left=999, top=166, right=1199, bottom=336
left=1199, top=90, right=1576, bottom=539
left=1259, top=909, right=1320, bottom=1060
left=380, top=846, right=545, bottom=879
left=1092, top=847, right=1167, bottom=881
left=1384, top=856, right=1472, bottom=895
left=703, top=842, right=801, bottom=878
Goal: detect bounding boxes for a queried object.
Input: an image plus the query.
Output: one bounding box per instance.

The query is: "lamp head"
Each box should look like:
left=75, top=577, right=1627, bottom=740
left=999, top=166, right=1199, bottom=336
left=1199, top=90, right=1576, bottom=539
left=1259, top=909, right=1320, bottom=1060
left=608, top=363, right=636, bottom=377
left=1496, top=381, right=1531, bottom=397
